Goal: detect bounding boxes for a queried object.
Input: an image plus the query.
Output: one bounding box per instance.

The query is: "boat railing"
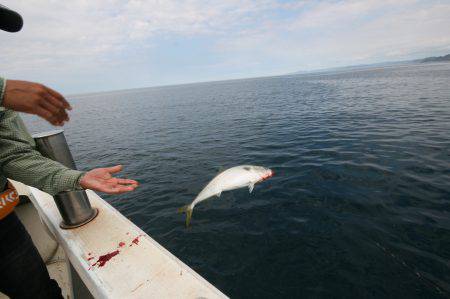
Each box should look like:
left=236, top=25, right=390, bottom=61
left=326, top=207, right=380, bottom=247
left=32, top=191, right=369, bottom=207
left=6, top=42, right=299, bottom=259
left=9, top=180, right=227, bottom=299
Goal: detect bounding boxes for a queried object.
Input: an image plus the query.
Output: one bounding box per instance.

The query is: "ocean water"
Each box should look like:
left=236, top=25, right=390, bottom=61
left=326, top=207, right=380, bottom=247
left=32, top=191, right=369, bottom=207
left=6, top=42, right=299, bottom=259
left=24, top=63, right=450, bottom=298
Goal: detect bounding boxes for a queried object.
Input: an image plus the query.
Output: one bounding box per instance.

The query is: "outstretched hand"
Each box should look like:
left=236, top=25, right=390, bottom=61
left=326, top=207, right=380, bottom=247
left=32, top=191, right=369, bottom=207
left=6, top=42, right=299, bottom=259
left=79, top=165, right=139, bottom=194
left=3, top=80, right=71, bottom=126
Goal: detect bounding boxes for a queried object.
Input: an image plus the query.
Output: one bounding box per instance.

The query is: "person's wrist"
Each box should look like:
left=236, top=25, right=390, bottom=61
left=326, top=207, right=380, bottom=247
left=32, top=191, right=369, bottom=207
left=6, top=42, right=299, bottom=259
left=76, top=172, right=87, bottom=190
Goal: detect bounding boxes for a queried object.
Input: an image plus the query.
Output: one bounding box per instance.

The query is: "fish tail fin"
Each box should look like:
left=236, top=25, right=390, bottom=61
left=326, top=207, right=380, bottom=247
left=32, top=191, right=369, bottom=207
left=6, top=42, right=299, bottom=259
left=178, top=205, right=193, bottom=227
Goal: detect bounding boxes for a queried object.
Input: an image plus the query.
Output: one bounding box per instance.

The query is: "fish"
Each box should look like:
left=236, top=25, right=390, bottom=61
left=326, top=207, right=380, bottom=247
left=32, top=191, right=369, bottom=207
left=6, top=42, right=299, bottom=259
left=178, top=165, right=274, bottom=227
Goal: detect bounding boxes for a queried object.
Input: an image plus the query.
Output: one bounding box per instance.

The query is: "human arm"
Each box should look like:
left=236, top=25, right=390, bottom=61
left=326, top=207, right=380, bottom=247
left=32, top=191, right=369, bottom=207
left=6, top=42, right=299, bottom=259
left=0, top=110, right=138, bottom=195
left=0, top=109, right=83, bottom=195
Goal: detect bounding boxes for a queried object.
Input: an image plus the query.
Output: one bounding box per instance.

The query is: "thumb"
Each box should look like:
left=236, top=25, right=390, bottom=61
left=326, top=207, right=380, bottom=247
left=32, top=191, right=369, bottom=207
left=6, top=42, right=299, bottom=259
left=105, top=165, right=123, bottom=174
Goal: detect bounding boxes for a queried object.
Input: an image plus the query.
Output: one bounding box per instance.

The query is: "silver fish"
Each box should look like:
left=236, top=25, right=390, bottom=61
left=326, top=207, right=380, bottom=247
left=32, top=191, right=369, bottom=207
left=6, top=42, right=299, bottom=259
left=178, top=165, right=274, bottom=227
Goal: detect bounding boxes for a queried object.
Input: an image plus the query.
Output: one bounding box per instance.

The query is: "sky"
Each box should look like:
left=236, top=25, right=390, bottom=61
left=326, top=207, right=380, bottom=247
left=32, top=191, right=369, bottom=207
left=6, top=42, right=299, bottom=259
left=1, top=0, right=450, bottom=94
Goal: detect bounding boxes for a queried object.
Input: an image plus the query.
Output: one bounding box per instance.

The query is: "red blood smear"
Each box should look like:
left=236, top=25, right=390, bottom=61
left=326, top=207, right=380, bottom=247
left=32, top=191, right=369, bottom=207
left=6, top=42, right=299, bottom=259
left=261, top=171, right=274, bottom=181
left=132, top=237, right=140, bottom=245
left=119, top=242, right=125, bottom=247
left=129, top=235, right=143, bottom=247
left=92, top=250, right=120, bottom=267
left=87, top=257, right=94, bottom=261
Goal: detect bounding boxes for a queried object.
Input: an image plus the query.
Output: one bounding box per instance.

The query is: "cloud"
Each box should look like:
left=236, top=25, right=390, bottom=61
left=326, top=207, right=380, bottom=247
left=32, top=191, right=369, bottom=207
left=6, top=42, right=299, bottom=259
left=215, top=0, right=450, bottom=70
left=1, top=1, right=279, bottom=74
left=1, top=0, right=449, bottom=93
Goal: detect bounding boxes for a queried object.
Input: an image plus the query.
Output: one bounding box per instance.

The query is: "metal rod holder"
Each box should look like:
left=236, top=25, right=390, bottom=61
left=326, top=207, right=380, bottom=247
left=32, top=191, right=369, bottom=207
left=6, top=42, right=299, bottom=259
left=33, top=130, right=98, bottom=229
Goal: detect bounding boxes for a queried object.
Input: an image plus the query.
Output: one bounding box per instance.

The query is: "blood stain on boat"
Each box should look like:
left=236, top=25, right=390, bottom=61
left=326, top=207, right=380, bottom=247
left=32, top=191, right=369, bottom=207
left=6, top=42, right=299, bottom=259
left=129, top=234, right=144, bottom=247
left=91, top=250, right=120, bottom=268
left=118, top=242, right=125, bottom=247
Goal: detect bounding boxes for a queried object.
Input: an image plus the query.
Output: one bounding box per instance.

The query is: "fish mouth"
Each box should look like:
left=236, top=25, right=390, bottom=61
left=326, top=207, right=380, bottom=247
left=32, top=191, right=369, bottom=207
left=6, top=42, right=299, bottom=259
left=260, top=169, right=274, bottom=181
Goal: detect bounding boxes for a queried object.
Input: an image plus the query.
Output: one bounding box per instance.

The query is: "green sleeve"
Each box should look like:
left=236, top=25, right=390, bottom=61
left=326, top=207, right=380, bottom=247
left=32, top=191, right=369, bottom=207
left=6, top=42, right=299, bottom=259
left=0, top=77, right=5, bottom=107
left=0, top=109, right=85, bottom=195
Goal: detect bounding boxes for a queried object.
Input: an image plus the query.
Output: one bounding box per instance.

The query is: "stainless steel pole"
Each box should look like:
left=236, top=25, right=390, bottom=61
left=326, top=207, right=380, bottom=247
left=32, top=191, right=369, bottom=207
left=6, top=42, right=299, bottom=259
left=33, top=130, right=98, bottom=229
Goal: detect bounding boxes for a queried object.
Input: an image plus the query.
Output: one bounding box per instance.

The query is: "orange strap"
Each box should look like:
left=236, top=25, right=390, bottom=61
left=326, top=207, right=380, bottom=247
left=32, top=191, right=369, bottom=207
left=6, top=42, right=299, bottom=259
left=0, top=187, right=19, bottom=220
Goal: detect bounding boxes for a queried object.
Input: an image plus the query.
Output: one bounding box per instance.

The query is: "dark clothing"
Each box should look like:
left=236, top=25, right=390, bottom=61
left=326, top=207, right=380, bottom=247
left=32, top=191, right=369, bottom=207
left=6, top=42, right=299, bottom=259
left=0, top=212, right=63, bottom=299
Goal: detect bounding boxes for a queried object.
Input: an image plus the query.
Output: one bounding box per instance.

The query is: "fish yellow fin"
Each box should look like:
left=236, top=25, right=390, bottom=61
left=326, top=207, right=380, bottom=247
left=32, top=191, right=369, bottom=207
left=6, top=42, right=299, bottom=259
left=178, top=205, right=193, bottom=227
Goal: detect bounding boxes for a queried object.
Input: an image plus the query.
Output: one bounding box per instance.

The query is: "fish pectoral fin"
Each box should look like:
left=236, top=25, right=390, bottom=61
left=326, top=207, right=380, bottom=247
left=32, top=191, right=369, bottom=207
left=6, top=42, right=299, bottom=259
left=216, top=191, right=222, bottom=197
left=249, top=184, right=255, bottom=193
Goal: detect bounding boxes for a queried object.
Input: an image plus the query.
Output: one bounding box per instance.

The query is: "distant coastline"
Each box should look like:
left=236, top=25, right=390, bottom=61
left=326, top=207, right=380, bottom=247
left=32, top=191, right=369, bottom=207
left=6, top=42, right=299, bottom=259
left=293, top=53, right=450, bottom=75
left=418, top=54, right=450, bottom=63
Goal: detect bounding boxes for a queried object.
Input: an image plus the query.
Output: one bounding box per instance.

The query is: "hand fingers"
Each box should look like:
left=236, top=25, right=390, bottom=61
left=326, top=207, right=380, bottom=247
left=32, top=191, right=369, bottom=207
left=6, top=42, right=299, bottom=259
left=39, top=99, right=60, bottom=116
left=116, top=178, right=139, bottom=186
left=49, top=116, right=63, bottom=126
left=100, top=184, right=136, bottom=194
left=106, top=165, right=123, bottom=174
left=107, top=178, right=138, bottom=193
left=40, top=100, right=69, bottom=123
left=94, top=185, right=118, bottom=194
left=45, top=86, right=72, bottom=110
left=35, top=107, right=59, bottom=126
left=44, top=93, right=66, bottom=111
left=53, top=108, right=69, bottom=123
left=112, top=185, right=136, bottom=194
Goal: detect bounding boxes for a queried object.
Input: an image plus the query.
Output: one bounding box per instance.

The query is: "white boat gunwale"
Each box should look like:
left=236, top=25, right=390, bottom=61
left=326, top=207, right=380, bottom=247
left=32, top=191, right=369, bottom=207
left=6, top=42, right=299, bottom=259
left=9, top=181, right=228, bottom=299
